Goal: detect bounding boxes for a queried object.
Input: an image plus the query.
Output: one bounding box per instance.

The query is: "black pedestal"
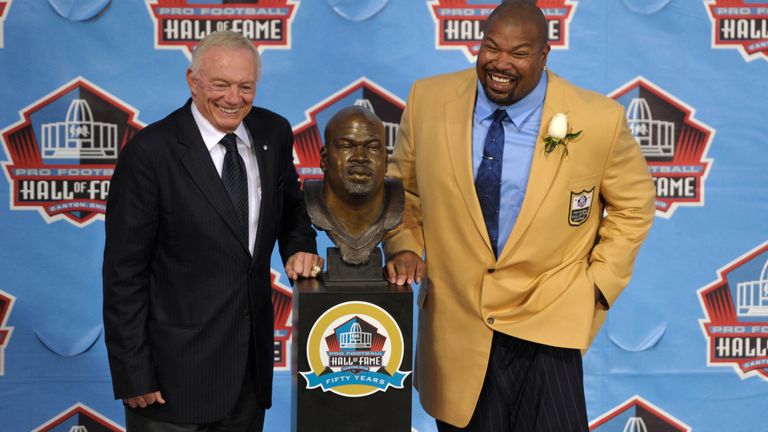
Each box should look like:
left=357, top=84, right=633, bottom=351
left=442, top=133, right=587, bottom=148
left=291, top=251, right=413, bottom=432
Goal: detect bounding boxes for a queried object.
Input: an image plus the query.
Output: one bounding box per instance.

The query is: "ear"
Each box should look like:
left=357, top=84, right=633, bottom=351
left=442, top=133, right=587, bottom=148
left=540, top=43, right=551, bottom=68
left=186, top=69, right=197, bottom=96
left=320, top=147, right=327, bottom=172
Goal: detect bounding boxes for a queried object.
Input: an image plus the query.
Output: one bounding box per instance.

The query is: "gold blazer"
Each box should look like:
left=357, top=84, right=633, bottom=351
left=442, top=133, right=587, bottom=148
left=384, top=68, right=655, bottom=427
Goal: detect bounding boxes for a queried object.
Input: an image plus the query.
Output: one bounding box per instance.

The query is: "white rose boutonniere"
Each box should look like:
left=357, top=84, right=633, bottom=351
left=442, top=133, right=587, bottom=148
left=544, top=113, right=582, bottom=156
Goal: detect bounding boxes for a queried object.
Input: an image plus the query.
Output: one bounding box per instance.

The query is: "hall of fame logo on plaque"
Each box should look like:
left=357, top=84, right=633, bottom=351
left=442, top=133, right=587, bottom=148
left=589, top=395, right=691, bottom=431
left=609, top=77, right=714, bottom=218
left=291, top=78, right=404, bottom=185
left=705, top=0, right=768, bottom=62
left=698, top=241, right=768, bottom=381
left=0, top=289, right=14, bottom=376
left=32, top=403, right=123, bottom=432
left=146, top=0, right=298, bottom=57
left=428, top=0, right=578, bottom=61
left=1, top=77, right=144, bottom=226
left=300, top=301, right=410, bottom=397
left=0, top=0, right=12, bottom=48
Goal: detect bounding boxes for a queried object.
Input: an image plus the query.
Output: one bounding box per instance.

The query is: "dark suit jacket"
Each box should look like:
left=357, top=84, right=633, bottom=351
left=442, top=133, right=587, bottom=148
left=102, top=100, right=316, bottom=423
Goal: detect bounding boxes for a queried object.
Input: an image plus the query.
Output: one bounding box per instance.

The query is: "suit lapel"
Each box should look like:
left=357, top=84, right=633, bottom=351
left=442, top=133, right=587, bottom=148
left=499, top=71, right=569, bottom=260
left=177, top=104, right=250, bottom=253
left=444, top=71, right=492, bottom=252
left=244, top=113, right=272, bottom=263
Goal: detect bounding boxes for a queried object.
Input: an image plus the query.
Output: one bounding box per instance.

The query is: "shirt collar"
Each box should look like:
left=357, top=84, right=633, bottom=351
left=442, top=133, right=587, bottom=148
left=475, top=71, right=548, bottom=129
left=190, top=102, right=250, bottom=151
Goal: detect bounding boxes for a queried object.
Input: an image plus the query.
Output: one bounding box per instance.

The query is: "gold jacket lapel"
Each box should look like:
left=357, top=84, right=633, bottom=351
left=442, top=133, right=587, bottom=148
left=443, top=72, right=493, bottom=254
left=500, top=71, right=570, bottom=260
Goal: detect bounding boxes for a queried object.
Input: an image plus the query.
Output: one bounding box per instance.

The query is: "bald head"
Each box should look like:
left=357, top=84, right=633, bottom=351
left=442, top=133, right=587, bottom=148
left=324, top=106, right=384, bottom=146
left=485, top=0, right=548, bottom=47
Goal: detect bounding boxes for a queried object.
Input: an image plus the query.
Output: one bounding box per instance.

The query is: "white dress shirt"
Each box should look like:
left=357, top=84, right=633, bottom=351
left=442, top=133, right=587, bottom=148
left=191, top=103, right=261, bottom=255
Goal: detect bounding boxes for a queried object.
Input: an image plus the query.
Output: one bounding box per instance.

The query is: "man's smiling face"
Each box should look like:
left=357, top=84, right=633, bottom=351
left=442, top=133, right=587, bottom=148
left=476, top=15, right=549, bottom=106
left=187, top=46, right=258, bottom=133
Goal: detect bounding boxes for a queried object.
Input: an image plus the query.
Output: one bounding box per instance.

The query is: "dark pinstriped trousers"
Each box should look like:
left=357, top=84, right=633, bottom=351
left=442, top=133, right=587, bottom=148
left=437, top=331, right=589, bottom=432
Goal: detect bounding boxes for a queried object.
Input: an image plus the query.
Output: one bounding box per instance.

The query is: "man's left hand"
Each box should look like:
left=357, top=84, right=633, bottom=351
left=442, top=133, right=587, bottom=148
left=285, top=252, right=324, bottom=280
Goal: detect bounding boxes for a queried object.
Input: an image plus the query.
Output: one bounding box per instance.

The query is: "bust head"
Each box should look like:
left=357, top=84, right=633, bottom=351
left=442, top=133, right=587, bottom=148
left=321, top=105, right=387, bottom=207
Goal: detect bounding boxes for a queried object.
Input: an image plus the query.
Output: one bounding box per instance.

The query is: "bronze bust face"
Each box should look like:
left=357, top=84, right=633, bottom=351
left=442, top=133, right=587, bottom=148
left=321, top=106, right=388, bottom=235
left=305, top=106, right=403, bottom=266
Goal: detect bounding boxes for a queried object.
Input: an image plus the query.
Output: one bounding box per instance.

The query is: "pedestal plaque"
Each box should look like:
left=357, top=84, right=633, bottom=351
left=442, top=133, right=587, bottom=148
left=292, top=248, right=413, bottom=432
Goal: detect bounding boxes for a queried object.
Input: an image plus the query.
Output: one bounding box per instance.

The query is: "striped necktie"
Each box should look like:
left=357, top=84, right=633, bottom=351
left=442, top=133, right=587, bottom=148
left=220, top=133, right=248, bottom=238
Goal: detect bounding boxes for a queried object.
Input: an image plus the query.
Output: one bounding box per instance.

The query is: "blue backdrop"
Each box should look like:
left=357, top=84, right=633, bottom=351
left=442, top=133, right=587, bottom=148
left=1, top=1, right=767, bottom=431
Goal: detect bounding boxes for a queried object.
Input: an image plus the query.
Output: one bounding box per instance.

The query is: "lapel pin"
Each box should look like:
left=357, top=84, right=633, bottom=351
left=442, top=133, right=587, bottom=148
left=263, top=145, right=268, bottom=151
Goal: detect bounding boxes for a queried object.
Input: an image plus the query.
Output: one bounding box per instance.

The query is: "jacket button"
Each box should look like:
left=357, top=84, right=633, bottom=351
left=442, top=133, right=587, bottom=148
left=488, top=268, right=495, bottom=273
left=486, top=317, right=495, bottom=325
left=243, top=308, right=251, bottom=316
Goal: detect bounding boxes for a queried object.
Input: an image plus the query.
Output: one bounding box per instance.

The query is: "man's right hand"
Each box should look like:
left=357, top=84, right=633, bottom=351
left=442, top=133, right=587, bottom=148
left=386, top=251, right=426, bottom=286
left=124, top=391, right=166, bottom=408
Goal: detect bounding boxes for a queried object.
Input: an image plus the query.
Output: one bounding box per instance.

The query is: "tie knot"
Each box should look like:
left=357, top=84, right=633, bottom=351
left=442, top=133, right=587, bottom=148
left=492, top=109, right=508, bottom=124
left=220, top=133, right=238, bottom=153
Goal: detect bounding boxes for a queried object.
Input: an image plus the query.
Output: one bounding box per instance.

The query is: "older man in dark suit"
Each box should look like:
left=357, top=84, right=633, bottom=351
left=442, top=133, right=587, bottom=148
left=103, top=30, right=322, bottom=431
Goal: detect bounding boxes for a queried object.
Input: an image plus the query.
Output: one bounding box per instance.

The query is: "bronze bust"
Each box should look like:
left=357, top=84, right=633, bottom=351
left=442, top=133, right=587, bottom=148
left=304, top=106, right=403, bottom=266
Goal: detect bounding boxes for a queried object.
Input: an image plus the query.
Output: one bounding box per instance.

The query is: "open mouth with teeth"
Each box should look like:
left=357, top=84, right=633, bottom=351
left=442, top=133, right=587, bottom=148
left=217, top=105, right=240, bottom=115
left=487, top=72, right=517, bottom=92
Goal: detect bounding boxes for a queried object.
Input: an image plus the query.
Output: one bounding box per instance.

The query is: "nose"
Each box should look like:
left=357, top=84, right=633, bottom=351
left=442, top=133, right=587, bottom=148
left=492, top=54, right=515, bottom=71
left=350, top=144, right=369, bottom=160
left=224, top=85, right=241, bottom=103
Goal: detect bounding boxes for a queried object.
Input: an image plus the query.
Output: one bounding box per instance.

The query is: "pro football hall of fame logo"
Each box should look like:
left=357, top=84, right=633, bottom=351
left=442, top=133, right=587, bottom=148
left=291, top=78, right=404, bottom=185
left=589, top=396, right=691, bottom=432
left=1, top=77, right=144, bottom=226
left=699, top=241, right=768, bottom=381
left=428, top=0, right=578, bottom=61
left=300, top=301, right=411, bottom=397
left=706, top=0, right=768, bottom=62
left=0, top=0, right=12, bottom=48
left=32, top=403, right=123, bottom=432
left=0, top=289, right=15, bottom=376
left=609, top=77, right=715, bottom=218
left=146, top=0, right=298, bottom=57
left=271, top=269, right=293, bottom=371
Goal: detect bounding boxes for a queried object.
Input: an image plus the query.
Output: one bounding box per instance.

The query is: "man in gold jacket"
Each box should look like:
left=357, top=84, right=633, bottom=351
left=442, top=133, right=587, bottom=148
left=384, top=1, right=655, bottom=431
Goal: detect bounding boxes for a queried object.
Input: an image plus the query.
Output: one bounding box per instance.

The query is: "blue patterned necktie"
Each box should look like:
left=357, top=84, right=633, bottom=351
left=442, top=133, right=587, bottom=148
left=475, top=109, right=508, bottom=258
left=220, top=133, right=249, bottom=238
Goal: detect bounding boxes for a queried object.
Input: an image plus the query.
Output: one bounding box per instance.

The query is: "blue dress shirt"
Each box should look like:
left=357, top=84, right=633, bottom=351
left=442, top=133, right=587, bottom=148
left=472, top=73, right=547, bottom=256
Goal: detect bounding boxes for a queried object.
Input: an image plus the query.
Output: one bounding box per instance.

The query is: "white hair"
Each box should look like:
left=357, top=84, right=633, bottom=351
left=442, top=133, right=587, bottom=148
left=189, top=30, right=261, bottom=80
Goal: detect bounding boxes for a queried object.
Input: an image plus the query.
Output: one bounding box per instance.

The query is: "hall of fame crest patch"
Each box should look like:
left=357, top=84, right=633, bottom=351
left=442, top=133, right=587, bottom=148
left=428, top=0, right=578, bottom=61
left=0, top=289, right=15, bottom=376
left=568, top=187, right=593, bottom=226
left=300, top=301, right=410, bottom=397
left=0, top=0, right=12, bottom=48
left=610, top=77, right=714, bottom=219
left=589, top=395, right=691, bottom=431
left=146, top=0, right=298, bottom=58
left=291, top=78, right=404, bottom=185
left=1, top=77, right=144, bottom=227
left=705, top=0, right=768, bottom=62
left=698, top=240, right=768, bottom=381
left=32, top=403, right=123, bottom=432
